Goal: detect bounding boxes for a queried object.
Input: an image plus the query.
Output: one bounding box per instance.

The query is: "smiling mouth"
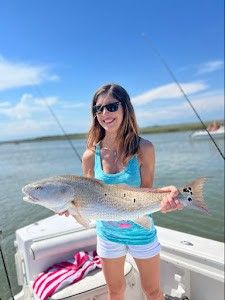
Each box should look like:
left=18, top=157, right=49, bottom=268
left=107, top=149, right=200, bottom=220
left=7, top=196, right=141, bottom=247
left=103, top=119, right=115, bottom=124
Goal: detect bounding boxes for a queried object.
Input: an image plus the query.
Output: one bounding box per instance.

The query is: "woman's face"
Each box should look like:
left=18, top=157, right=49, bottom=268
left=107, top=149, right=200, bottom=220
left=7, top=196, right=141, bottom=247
left=95, top=94, right=124, bottom=134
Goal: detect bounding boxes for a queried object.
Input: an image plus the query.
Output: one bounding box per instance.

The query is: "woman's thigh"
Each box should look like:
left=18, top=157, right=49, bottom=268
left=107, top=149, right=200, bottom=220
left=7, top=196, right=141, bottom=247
left=97, top=237, right=127, bottom=291
left=134, top=253, right=161, bottom=292
left=101, top=256, right=127, bottom=290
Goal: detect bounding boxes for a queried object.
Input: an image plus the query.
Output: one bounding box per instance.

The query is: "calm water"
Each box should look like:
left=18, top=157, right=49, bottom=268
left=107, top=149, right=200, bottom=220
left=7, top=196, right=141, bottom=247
left=0, top=131, right=224, bottom=299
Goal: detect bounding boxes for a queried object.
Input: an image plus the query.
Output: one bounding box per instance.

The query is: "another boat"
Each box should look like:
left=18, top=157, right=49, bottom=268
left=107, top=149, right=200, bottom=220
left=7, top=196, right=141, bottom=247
left=191, top=126, right=224, bottom=140
left=13, top=214, right=224, bottom=300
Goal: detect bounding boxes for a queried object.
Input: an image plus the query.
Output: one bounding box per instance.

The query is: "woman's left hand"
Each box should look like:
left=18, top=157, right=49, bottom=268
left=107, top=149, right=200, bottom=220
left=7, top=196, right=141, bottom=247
left=159, top=185, right=183, bottom=213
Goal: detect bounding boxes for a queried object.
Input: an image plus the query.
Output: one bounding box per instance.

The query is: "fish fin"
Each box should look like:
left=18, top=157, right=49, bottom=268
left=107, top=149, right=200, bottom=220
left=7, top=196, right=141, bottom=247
left=133, top=216, right=153, bottom=229
left=181, top=177, right=209, bottom=214
left=72, top=214, right=91, bottom=229
left=71, top=200, right=91, bottom=228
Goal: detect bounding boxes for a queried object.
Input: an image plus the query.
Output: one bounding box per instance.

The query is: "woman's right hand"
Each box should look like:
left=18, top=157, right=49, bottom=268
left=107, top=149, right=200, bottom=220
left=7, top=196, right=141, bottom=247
left=58, top=210, right=70, bottom=217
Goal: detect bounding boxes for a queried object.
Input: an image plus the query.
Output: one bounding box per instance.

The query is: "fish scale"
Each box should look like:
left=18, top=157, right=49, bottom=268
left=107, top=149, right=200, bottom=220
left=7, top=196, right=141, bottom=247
left=22, top=175, right=209, bottom=229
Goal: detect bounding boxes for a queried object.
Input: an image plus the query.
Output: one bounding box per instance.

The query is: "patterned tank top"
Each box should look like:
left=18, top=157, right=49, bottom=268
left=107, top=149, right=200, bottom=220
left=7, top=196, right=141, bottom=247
left=94, top=144, right=157, bottom=245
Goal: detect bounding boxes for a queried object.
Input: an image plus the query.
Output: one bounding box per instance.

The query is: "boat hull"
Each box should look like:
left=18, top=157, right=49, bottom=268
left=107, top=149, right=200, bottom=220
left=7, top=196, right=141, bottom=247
left=191, top=126, right=224, bottom=140
left=13, top=215, right=224, bottom=300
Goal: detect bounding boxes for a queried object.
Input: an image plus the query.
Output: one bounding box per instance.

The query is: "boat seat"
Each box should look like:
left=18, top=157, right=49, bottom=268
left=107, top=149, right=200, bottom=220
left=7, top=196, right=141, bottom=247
left=33, top=261, right=133, bottom=300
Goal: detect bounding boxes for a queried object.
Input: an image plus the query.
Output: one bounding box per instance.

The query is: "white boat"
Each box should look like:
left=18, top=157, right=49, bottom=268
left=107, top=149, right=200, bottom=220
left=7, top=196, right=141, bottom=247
left=191, top=126, right=224, bottom=140
left=13, top=215, right=224, bottom=300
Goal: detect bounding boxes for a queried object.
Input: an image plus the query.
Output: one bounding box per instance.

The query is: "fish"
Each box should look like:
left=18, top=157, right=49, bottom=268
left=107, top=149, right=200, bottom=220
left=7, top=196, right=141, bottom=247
left=22, top=175, right=209, bottom=229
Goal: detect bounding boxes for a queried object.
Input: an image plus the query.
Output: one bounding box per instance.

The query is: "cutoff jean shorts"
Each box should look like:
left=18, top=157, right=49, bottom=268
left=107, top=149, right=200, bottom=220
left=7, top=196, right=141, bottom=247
left=97, top=236, right=161, bottom=259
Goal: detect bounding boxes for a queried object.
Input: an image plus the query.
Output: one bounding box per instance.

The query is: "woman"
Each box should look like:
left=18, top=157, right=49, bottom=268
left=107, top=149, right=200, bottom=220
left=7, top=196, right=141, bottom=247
left=62, top=83, right=182, bottom=300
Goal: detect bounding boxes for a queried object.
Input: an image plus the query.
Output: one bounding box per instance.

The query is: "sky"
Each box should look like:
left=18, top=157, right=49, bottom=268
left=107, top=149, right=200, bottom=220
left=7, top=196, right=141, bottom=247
left=0, top=0, right=224, bottom=142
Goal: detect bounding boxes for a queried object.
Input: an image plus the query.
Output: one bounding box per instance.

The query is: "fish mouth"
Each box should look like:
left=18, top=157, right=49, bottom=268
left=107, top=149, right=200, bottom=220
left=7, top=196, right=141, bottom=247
left=22, top=186, right=39, bottom=202
left=23, top=194, right=69, bottom=213
left=23, top=194, right=39, bottom=203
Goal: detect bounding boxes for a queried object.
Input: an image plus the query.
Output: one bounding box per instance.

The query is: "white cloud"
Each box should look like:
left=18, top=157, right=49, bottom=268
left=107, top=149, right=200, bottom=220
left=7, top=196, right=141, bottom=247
left=0, top=56, right=59, bottom=91
left=0, top=93, right=58, bottom=119
left=131, top=81, right=207, bottom=105
left=0, top=93, right=89, bottom=140
left=0, top=87, right=223, bottom=141
left=0, top=119, right=56, bottom=140
left=62, top=102, right=86, bottom=109
left=0, top=101, right=11, bottom=108
left=135, top=90, right=224, bottom=123
left=35, top=97, right=58, bottom=107
left=196, top=60, right=224, bottom=75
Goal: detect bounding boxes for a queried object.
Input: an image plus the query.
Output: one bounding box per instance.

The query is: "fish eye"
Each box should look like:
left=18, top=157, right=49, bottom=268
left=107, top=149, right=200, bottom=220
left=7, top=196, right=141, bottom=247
left=188, top=197, right=192, bottom=202
left=35, top=186, right=43, bottom=190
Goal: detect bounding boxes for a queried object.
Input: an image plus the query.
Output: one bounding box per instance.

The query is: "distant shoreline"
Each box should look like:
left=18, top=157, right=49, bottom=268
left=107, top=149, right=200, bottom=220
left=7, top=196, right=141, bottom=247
left=0, top=121, right=223, bottom=145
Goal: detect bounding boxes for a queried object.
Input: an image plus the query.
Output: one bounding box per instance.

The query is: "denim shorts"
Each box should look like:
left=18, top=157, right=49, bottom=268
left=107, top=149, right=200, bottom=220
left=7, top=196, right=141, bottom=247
left=97, top=236, right=161, bottom=259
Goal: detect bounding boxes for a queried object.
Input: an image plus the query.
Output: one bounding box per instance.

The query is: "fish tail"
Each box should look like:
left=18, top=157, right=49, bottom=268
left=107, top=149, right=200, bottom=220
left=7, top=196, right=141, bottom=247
left=181, top=177, right=209, bottom=214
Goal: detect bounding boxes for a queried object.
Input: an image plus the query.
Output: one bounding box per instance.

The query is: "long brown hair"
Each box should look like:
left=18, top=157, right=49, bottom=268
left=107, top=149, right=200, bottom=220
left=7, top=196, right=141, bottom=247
left=87, top=83, right=140, bottom=163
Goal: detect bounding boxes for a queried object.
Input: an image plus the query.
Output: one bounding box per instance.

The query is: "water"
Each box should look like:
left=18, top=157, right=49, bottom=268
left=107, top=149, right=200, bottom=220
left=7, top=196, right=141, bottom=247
left=0, top=131, right=224, bottom=299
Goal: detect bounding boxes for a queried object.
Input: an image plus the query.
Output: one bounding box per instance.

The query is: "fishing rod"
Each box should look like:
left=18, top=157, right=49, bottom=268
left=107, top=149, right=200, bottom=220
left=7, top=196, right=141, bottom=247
left=0, top=230, right=15, bottom=300
left=142, top=33, right=225, bottom=160
left=34, top=86, right=82, bottom=163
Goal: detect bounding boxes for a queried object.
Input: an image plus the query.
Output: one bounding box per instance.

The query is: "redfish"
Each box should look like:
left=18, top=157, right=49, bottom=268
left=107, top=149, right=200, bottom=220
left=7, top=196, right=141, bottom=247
left=22, top=176, right=208, bottom=229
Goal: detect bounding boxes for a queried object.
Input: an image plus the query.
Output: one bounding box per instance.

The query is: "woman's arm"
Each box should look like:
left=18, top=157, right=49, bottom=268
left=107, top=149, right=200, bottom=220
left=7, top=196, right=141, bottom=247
left=82, top=148, right=95, bottom=178
left=138, top=138, right=155, bottom=189
left=138, top=138, right=182, bottom=213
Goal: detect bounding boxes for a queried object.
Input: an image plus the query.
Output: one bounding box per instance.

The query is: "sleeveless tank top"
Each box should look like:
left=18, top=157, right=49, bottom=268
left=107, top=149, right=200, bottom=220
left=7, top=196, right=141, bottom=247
left=94, top=144, right=157, bottom=245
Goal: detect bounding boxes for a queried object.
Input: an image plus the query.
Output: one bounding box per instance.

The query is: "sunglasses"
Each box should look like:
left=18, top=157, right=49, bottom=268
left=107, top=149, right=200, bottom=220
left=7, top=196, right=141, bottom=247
left=93, top=101, right=120, bottom=115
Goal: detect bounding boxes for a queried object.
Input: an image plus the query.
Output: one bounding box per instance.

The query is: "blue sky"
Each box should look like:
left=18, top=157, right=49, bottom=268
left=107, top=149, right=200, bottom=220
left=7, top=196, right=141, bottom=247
left=0, top=0, right=224, bottom=141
